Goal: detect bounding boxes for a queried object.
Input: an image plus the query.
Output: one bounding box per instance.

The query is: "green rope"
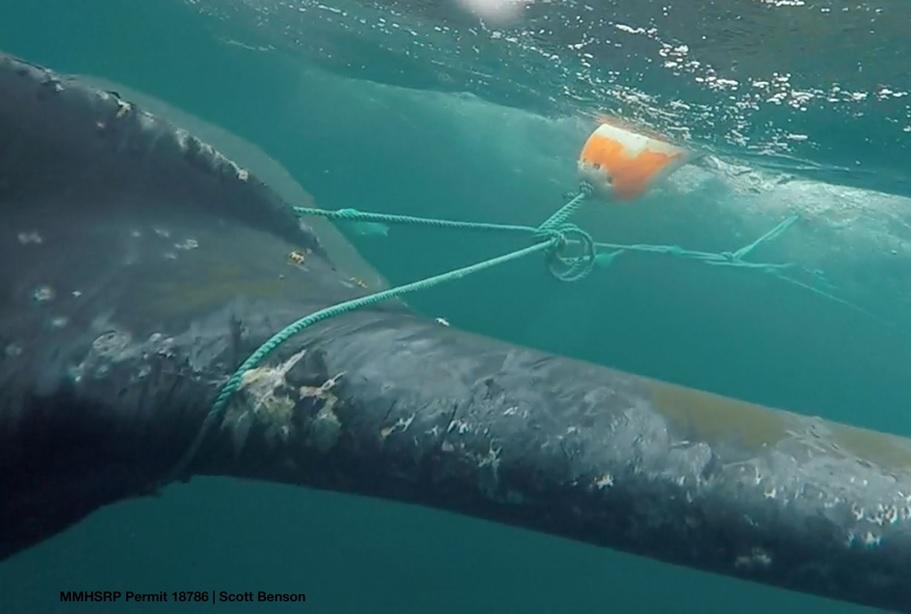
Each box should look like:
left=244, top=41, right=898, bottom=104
left=171, top=234, right=570, bottom=479
left=593, top=215, right=801, bottom=273
left=732, top=215, right=799, bottom=260
left=587, top=214, right=884, bottom=324
left=295, top=206, right=550, bottom=237
left=538, top=185, right=593, bottom=230
left=171, top=192, right=831, bottom=481
left=169, top=191, right=598, bottom=479
left=300, top=195, right=601, bottom=283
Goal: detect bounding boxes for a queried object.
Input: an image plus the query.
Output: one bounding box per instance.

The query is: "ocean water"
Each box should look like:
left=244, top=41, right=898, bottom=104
left=1, top=1, right=910, bottom=612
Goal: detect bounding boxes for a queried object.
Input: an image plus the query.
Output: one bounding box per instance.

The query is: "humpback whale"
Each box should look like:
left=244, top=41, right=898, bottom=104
left=2, top=53, right=911, bottom=612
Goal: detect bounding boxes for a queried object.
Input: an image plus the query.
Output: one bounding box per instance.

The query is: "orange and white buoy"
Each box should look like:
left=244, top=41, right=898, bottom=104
left=578, top=119, right=690, bottom=202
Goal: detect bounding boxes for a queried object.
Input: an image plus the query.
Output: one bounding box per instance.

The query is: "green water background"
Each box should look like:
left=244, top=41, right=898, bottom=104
left=1, top=2, right=909, bottom=612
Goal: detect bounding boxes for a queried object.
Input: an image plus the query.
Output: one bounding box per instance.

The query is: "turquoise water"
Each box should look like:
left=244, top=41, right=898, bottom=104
left=2, top=1, right=910, bottom=612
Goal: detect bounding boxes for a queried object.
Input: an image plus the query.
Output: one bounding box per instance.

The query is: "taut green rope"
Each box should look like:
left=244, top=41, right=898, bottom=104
left=295, top=206, right=551, bottom=237
left=593, top=215, right=801, bottom=272
left=538, top=186, right=593, bottom=230
left=171, top=194, right=850, bottom=482
left=170, top=191, right=597, bottom=479
left=173, top=238, right=559, bottom=479
left=731, top=214, right=799, bottom=260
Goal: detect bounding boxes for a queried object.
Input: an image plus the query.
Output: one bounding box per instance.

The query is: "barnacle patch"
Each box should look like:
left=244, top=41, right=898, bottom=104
left=221, top=349, right=307, bottom=455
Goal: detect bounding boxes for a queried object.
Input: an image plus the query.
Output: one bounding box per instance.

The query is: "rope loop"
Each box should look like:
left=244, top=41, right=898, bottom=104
left=545, top=224, right=597, bottom=282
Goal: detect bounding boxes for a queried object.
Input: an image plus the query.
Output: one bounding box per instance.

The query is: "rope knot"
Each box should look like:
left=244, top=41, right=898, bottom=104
left=545, top=224, right=597, bottom=282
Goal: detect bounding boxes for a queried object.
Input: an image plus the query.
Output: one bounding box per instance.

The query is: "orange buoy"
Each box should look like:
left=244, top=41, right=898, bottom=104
left=578, top=120, right=690, bottom=202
